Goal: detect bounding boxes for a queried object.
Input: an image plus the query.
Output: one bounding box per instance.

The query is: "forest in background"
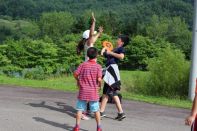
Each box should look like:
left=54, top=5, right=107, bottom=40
left=0, top=0, right=194, bottom=98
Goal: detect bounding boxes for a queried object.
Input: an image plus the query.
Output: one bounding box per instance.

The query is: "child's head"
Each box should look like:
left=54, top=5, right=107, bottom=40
left=76, top=30, right=97, bottom=55
left=82, top=30, right=97, bottom=39
left=87, top=47, right=98, bottom=59
left=117, top=35, right=130, bottom=47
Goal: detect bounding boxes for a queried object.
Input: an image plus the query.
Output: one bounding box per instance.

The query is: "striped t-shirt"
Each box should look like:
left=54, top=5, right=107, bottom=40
left=75, top=59, right=102, bottom=101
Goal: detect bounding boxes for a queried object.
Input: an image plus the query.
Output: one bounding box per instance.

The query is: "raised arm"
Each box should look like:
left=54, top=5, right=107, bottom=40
left=87, top=12, right=96, bottom=46
left=91, top=26, right=103, bottom=44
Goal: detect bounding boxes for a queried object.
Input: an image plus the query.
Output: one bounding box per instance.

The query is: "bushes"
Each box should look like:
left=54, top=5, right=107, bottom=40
left=56, top=41, right=83, bottom=74
left=5, top=39, right=58, bottom=73
left=125, top=45, right=190, bottom=98
left=146, top=46, right=190, bottom=98
left=0, top=53, right=10, bottom=66
left=1, top=37, right=85, bottom=79
left=1, top=39, right=58, bottom=78
left=121, top=35, right=168, bottom=70
left=0, top=65, right=22, bottom=77
left=22, top=66, right=46, bottom=80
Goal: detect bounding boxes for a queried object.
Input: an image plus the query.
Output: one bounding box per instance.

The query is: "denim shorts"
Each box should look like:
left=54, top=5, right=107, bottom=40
left=76, top=100, right=99, bottom=112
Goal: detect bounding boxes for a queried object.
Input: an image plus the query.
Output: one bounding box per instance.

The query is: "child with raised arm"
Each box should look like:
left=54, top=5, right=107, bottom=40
left=73, top=47, right=102, bottom=131
left=77, top=12, right=103, bottom=61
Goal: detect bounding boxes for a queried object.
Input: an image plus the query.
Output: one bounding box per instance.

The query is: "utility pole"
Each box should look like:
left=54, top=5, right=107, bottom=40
left=189, top=0, right=197, bottom=100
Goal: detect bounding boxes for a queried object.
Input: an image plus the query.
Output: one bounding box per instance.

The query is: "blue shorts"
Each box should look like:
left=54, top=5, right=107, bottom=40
left=76, top=100, right=99, bottom=112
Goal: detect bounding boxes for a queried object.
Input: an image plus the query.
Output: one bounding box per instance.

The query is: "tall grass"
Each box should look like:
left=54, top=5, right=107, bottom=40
left=121, top=70, right=149, bottom=94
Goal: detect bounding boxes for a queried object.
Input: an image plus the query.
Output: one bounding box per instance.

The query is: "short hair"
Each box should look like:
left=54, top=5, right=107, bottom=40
left=118, top=35, right=130, bottom=47
left=87, top=47, right=98, bottom=59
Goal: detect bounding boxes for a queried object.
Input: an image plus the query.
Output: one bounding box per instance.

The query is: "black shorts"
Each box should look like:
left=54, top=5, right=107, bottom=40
left=103, top=83, right=118, bottom=96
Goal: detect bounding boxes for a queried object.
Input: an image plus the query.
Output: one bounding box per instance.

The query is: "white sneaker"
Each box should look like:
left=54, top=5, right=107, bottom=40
left=81, top=114, right=90, bottom=120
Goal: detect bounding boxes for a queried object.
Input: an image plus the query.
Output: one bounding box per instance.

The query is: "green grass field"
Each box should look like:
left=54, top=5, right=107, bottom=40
left=0, top=71, right=192, bottom=109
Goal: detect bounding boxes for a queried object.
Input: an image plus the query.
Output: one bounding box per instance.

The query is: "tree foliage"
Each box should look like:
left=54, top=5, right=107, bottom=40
left=146, top=45, right=190, bottom=98
left=39, top=11, right=74, bottom=39
left=0, top=0, right=193, bottom=83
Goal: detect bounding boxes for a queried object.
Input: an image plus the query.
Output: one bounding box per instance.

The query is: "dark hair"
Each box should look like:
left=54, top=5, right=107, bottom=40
left=76, top=38, right=87, bottom=55
left=87, top=47, right=98, bottom=59
left=118, top=35, right=130, bottom=47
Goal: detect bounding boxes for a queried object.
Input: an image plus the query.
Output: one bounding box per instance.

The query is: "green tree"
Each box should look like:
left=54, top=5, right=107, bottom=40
left=146, top=15, right=192, bottom=59
left=0, top=19, right=39, bottom=42
left=121, top=35, right=167, bottom=70
left=97, top=11, right=121, bottom=35
left=39, top=11, right=74, bottom=39
left=146, top=15, right=169, bottom=40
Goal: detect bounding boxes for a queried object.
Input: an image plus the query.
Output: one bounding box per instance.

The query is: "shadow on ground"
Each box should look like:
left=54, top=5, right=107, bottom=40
left=33, top=117, right=88, bottom=131
left=27, top=101, right=76, bottom=118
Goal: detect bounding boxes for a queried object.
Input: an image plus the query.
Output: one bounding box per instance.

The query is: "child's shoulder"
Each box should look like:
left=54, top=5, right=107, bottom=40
left=95, top=63, right=102, bottom=69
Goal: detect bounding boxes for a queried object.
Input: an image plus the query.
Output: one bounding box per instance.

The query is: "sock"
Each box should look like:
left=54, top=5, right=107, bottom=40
left=97, top=124, right=101, bottom=129
left=75, top=124, right=79, bottom=128
left=119, top=111, right=123, bottom=114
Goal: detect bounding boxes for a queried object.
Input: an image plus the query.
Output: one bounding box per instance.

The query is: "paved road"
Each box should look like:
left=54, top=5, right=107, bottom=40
left=0, top=85, right=191, bottom=131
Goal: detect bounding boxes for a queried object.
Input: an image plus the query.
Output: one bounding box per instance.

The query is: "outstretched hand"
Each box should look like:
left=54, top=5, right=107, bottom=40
left=101, top=47, right=107, bottom=56
left=98, top=26, right=103, bottom=33
left=185, top=115, right=195, bottom=126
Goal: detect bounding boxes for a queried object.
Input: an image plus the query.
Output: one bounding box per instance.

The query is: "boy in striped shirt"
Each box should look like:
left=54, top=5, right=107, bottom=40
left=73, top=47, right=102, bottom=131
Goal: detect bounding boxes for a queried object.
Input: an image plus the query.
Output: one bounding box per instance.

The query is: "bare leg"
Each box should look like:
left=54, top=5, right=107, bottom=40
left=95, top=111, right=102, bottom=130
left=76, top=111, right=82, bottom=125
left=113, top=95, right=123, bottom=113
left=100, top=94, right=109, bottom=112
left=95, top=111, right=101, bottom=125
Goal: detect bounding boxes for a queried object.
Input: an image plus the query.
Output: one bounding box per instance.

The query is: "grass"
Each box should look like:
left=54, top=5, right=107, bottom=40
left=120, top=70, right=150, bottom=92
left=0, top=71, right=192, bottom=109
left=122, top=92, right=192, bottom=109
left=0, top=75, right=77, bottom=92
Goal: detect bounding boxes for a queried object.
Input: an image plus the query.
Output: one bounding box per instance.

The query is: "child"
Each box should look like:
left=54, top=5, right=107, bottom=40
left=100, top=35, right=130, bottom=121
left=77, top=12, right=103, bottom=61
left=76, top=12, right=103, bottom=120
left=185, top=79, right=197, bottom=131
left=73, top=47, right=102, bottom=131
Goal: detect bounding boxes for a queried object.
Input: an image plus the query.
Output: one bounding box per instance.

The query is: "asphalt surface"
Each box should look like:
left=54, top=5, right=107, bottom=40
left=0, top=85, right=191, bottom=131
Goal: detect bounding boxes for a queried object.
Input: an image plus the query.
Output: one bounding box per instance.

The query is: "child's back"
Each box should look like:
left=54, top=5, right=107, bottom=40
left=73, top=47, right=103, bottom=131
left=75, top=60, right=102, bottom=101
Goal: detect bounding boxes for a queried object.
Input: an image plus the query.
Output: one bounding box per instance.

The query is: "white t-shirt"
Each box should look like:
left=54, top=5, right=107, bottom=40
left=84, top=42, right=93, bottom=61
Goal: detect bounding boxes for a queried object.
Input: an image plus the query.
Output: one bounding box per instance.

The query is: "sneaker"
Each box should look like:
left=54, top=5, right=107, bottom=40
left=81, top=114, right=90, bottom=120
left=86, top=110, right=91, bottom=116
left=97, top=127, right=102, bottom=131
left=115, top=113, right=126, bottom=121
left=73, top=126, right=79, bottom=131
left=100, top=112, right=106, bottom=118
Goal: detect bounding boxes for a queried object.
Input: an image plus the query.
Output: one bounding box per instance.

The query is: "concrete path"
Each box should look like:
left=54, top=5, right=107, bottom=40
left=0, top=86, right=191, bottom=131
